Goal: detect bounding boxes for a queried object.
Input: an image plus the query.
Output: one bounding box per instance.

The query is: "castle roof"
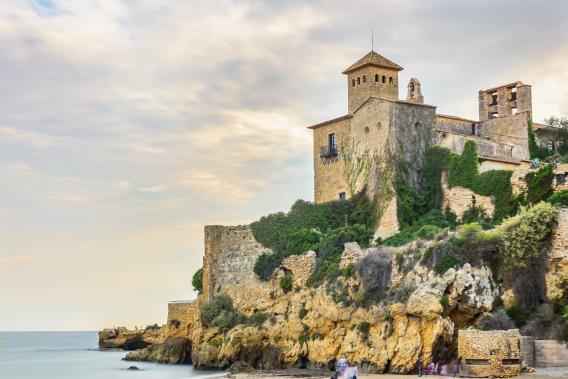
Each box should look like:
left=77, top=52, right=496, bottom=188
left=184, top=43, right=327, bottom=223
left=342, top=50, right=403, bottom=74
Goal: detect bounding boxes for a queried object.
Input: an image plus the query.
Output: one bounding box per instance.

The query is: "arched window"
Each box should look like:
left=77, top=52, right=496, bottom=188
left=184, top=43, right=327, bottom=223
left=352, top=79, right=355, bottom=87
left=363, top=75, right=366, bottom=83
left=382, top=75, right=386, bottom=83
left=375, top=74, right=378, bottom=82
left=389, top=77, right=393, bottom=84
left=357, top=77, right=360, bottom=85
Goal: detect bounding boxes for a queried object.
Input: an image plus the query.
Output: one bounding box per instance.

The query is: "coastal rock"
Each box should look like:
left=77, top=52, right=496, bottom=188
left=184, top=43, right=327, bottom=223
left=124, top=336, right=191, bottom=364
left=98, top=326, right=163, bottom=350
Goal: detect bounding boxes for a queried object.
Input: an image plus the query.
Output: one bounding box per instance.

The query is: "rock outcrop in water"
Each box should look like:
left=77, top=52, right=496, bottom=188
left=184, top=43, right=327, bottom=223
left=98, top=326, right=163, bottom=350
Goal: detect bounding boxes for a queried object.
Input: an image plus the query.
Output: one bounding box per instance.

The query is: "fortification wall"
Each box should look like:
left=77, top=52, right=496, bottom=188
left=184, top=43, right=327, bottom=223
left=534, top=339, right=568, bottom=367
left=166, top=300, right=199, bottom=338
left=202, top=225, right=271, bottom=310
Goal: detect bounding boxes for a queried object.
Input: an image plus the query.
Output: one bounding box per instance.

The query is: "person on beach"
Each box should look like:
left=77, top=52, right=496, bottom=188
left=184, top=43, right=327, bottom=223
left=330, top=357, right=348, bottom=379
left=343, top=361, right=359, bottom=379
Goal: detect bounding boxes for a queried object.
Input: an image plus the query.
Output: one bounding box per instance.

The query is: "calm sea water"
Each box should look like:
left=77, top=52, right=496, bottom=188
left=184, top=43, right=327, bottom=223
left=0, top=331, right=224, bottom=379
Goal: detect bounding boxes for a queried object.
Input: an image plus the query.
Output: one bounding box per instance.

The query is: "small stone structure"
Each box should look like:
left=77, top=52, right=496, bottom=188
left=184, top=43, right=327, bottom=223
left=458, top=329, right=521, bottom=378
left=534, top=339, right=568, bottom=367
left=166, top=300, right=198, bottom=337
left=281, top=251, right=316, bottom=287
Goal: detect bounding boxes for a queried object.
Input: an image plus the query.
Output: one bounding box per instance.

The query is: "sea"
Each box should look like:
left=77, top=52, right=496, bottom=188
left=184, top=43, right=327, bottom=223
left=0, top=331, right=225, bottom=379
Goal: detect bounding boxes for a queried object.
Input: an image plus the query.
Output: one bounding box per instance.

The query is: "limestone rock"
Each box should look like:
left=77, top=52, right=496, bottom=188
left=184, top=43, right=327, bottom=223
left=124, top=336, right=191, bottom=364
left=98, top=326, right=163, bottom=350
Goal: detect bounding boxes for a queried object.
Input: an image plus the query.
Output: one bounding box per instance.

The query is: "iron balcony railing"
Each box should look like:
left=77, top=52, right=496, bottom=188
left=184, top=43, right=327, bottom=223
left=320, top=145, right=339, bottom=158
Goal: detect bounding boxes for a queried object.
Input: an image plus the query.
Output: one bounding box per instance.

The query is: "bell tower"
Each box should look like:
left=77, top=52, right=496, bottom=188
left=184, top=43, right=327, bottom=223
left=342, top=51, right=403, bottom=113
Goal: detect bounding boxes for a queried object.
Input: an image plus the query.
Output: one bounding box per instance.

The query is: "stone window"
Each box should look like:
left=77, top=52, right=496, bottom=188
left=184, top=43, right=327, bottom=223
left=512, top=107, right=518, bottom=115
left=382, top=75, right=386, bottom=83
left=357, top=77, right=360, bottom=85
left=510, top=87, right=517, bottom=101
left=352, top=79, right=355, bottom=87
left=339, top=192, right=346, bottom=201
left=364, top=126, right=370, bottom=134
left=375, top=74, right=379, bottom=82
left=490, top=91, right=498, bottom=106
left=363, top=75, right=366, bottom=83
left=389, top=76, right=393, bottom=84
left=490, top=112, right=499, bottom=119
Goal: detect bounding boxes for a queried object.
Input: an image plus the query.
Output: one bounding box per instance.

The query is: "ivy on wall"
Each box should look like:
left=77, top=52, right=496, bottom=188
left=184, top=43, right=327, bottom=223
left=528, top=118, right=551, bottom=160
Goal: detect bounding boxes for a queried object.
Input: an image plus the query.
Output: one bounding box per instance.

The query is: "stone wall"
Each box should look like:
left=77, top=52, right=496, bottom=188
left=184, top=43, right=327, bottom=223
left=311, top=117, right=351, bottom=203
left=166, top=300, right=199, bottom=338
left=441, top=171, right=495, bottom=220
left=281, top=251, right=316, bottom=287
left=202, top=225, right=271, bottom=310
left=534, top=340, right=568, bottom=367
left=347, top=66, right=399, bottom=113
left=458, top=329, right=521, bottom=378
left=545, top=208, right=568, bottom=300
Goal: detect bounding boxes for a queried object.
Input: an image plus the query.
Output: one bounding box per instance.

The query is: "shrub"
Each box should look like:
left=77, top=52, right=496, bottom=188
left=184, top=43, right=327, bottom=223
left=476, top=309, right=516, bottom=331
left=279, top=276, right=293, bottom=293
left=434, top=253, right=458, bottom=274
left=298, top=307, right=307, bottom=319
left=309, top=224, right=374, bottom=286
left=356, top=251, right=392, bottom=306
left=254, top=253, right=282, bottom=281
left=414, top=224, right=442, bottom=239
left=382, top=209, right=452, bottom=247
left=461, top=204, right=493, bottom=229
left=356, top=322, right=370, bottom=339
left=340, top=263, right=356, bottom=278
left=249, top=311, right=268, bottom=327
left=525, top=166, right=554, bottom=204
left=506, top=302, right=530, bottom=328
left=528, top=119, right=552, bottom=160
left=192, top=267, right=203, bottom=294
left=548, top=190, right=568, bottom=207
left=199, top=294, right=245, bottom=332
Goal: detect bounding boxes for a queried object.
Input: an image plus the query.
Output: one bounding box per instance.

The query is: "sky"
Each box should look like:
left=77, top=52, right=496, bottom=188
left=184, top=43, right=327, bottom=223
left=1, top=0, right=567, bottom=331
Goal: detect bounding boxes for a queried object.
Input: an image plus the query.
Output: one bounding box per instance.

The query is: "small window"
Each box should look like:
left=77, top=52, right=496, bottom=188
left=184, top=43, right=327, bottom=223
left=329, top=133, right=336, bottom=151
left=382, top=75, right=386, bottom=83
left=352, top=79, right=355, bottom=87
left=490, top=112, right=499, bottom=119
left=375, top=74, right=378, bottom=82
left=556, top=174, right=567, bottom=186
left=471, top=123, right=476, bottom=136
left=490, top=92, right=498, bottom=106
left=363, top=75, right=366, bottom=83
left=502, top=359, right=520, bottom=366
left=357, top=77, right=360, bottom=85
left=512, top=107, right=518, bottom=115
left=511, top=87, right=517, bottom=101
left=339, top=192, right=346, bottom=201
left=389, top=77, right=393, bottom=84
left=364, top=126, right=370, bottom=134
left=465, top=359, right=490, bottom=366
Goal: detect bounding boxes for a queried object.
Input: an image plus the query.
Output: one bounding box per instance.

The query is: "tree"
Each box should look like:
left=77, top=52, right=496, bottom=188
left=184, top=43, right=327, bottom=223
left=545, top=116, right=568, bottom=156
left=192, top=267, right=203, bottom=294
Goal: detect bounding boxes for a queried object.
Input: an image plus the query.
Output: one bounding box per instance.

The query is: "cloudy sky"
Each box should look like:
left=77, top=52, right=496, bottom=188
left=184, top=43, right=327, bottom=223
left=1, top=0, right=567, bottom=331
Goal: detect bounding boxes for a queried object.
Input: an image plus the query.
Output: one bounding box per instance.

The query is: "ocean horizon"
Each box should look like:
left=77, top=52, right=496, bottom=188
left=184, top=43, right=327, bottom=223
left=0, top=331, right=224, bottom=379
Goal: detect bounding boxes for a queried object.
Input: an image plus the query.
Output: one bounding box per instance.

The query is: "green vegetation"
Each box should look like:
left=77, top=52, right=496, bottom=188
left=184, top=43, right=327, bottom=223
left=252, top=192, right=377, bottom=281
left=248, top=311, right=268, bottom=327
left=192, top=267, right=203, bottom=294
left=279, top=276, right=293, bottom=293
left=525, top=166, right=554, bottom=204
left=548, top=190, right=568, bottom=207
left=382, top=209, right=454, bottom=247
left=199, top=294, right=246, bottom=332
left=528, top=119, right=552, bottom=160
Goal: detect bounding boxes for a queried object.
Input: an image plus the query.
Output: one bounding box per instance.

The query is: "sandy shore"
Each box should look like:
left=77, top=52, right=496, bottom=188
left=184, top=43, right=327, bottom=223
left=224, top=367, right=568, bottom=379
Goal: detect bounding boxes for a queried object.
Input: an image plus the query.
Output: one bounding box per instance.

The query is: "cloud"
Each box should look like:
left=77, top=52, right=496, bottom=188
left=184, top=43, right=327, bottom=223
left=0, top=0, right=567, bottom=330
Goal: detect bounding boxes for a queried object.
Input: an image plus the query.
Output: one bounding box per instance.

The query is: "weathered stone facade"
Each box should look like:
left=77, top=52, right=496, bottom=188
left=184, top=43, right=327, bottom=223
left=202, top=225, right=271, bottom=309
left=166, top=300, right=199, bottom=338
left=310, top=51, right=557, bottom=238
left=545, top=208, right=568, bottom=300
left=458, top=329, right=521, bottom=378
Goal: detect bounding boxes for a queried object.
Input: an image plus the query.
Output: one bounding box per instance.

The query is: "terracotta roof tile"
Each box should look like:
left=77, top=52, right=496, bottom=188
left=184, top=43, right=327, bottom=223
left=342, top=51, right=403, bottom=74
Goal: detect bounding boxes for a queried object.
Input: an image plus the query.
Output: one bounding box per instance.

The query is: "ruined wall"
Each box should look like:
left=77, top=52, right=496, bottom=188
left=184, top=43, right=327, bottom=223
left=312, top=117, right=351, bottom=203
left=458, top=329, right=521, bottom=378
left=203, top=225, right=271, bottom=309
left=441, top=171, right=495, bottom=220
left=545, top=208, right=568, bottom=301
left=166, top=300, right=199, bottom=338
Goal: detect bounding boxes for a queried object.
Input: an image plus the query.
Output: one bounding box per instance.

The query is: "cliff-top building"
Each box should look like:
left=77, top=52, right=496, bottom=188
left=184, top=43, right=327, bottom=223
left=308, top=50, right=559, bottom=237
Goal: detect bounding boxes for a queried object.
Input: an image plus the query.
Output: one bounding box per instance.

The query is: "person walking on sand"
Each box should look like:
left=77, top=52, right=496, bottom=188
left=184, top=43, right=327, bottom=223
left=344, top=362, right=359, bottom=379
left=416, top=357, right=424, bottom=377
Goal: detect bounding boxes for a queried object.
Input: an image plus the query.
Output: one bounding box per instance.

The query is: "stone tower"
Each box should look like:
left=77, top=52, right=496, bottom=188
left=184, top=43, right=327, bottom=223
left=406, top=78, right=424, bottom=104
left=342, top=50, right=403, bottom=113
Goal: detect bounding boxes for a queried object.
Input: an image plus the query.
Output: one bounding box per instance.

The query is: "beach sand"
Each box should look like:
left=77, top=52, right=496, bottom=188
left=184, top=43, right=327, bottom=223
left=226, top=367, right=568, bottom=379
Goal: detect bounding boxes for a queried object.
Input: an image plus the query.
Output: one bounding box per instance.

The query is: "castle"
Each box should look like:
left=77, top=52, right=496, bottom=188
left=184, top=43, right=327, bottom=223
left=309, top=50, right=561, bottom=237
